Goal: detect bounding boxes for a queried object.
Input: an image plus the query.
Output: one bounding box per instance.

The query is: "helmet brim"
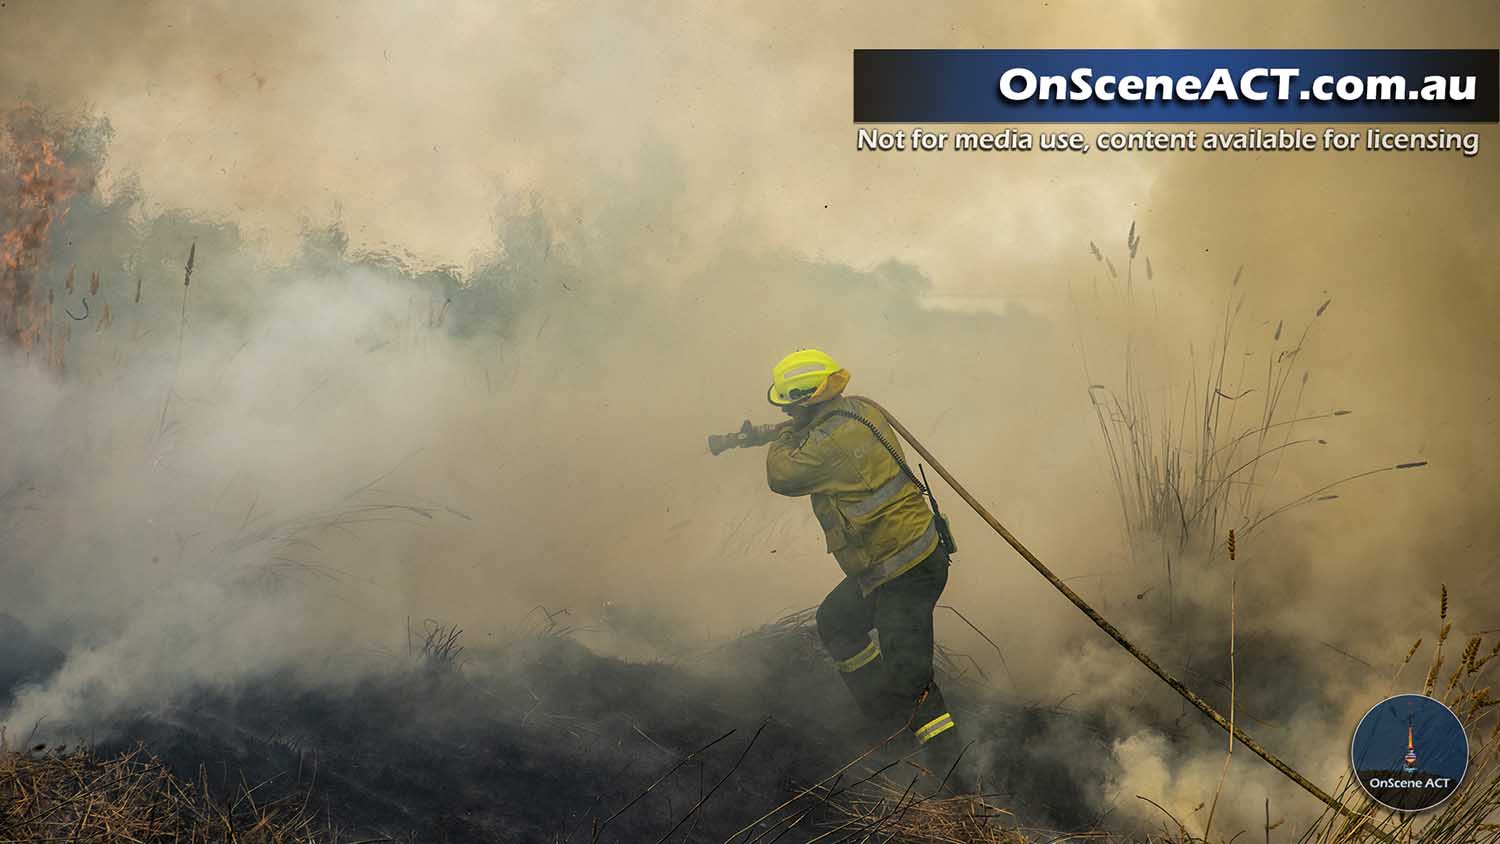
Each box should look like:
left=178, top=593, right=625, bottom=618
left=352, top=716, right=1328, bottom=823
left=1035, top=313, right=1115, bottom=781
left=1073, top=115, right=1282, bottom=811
left=768, top=384, right=804, bottom=406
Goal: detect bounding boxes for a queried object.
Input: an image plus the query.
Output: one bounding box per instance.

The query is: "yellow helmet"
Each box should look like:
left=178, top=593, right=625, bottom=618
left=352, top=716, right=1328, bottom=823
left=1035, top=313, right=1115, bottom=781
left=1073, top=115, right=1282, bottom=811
left=768, top=348, right=842, bottom=406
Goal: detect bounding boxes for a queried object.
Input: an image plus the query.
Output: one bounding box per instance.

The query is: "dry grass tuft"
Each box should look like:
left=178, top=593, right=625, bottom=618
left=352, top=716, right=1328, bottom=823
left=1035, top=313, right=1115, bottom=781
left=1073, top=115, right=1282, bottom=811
left=0, top=745, right=334, bottom=844
left=823, top=783, right=1036, bottom=844
left=1076, top=224, right=1425, bottom=562
left=408, top=617, right=465, bottom=671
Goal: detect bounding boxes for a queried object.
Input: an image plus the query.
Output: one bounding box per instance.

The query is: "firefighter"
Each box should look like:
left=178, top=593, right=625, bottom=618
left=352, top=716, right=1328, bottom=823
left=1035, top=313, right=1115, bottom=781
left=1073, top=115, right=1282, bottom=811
left=761, top=349, right=957, bottom=751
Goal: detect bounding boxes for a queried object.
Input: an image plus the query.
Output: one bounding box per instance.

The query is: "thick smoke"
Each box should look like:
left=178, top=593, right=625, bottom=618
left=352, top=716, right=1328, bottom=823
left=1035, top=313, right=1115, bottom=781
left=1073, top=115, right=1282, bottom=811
left=0, top=110, right=1085, bottom=726
left=2, top=1, right=1498, bottom=839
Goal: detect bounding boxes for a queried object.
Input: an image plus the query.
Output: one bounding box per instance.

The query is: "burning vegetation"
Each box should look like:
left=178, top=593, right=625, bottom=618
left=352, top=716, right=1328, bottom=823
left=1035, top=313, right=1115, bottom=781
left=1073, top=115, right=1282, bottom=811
left=0, top=109, right=94, bottom=365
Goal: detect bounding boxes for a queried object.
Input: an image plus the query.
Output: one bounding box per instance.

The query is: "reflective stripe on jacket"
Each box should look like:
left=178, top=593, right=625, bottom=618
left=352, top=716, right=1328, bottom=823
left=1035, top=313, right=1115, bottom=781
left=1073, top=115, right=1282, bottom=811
left=766, top=395, right=938, bottom=594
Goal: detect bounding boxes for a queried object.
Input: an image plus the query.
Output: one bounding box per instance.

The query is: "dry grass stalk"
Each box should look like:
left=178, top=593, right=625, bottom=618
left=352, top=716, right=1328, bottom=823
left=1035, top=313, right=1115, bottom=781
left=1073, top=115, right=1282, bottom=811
left=1448, top=636, right=1484, bottom=695
left=1425, top=620, right=1453, bottom=696
left=1389, top=637, right=1425, bottom=694
left=1425, top=653, right=1445, bottom=698
left=1404, top=638, right=1424, bottom=663
left=1203, top=538, right=1240, bottom=842
left=1475, top=641, right=1500, bottom=676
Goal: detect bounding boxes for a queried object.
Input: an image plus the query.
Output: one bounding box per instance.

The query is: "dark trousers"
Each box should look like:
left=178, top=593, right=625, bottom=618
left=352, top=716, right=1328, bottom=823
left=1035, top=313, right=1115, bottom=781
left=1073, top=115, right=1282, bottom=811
left=816, top=548, right=952, bottom=741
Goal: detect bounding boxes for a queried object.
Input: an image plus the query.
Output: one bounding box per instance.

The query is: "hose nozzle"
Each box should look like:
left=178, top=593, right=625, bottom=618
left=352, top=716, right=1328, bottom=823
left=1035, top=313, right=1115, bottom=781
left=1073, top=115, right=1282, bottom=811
left=708, top=420, right=786, bottom=455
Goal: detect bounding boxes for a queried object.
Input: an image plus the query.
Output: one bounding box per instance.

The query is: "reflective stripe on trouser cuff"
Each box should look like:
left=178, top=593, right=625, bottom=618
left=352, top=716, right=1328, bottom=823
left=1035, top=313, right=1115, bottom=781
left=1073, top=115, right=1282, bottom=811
left=841, top=473, right=913, bottom=519
left=834, top=635, right=881, bottom=672
left=915, top=712, right=955, bottom=743
left=856, top=521, right=939, bottom=593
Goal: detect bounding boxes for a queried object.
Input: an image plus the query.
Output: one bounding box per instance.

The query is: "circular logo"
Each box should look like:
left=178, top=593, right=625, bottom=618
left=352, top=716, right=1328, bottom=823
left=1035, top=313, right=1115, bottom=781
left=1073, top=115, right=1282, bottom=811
left=1351, top=693, right=1469, bottom=812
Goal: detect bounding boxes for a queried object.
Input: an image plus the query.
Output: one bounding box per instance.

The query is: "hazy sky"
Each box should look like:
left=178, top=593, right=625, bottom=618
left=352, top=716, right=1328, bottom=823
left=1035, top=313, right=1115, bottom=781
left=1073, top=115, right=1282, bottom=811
left=2, top=2, right=1488, bottom=301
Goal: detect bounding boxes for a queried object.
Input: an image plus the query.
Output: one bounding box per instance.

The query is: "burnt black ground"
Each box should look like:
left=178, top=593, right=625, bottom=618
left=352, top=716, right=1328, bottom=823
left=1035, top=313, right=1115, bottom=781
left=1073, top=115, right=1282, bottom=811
left=7, top=622, right=1125, bottom=843
left=0, top=613, right=63, bottom=710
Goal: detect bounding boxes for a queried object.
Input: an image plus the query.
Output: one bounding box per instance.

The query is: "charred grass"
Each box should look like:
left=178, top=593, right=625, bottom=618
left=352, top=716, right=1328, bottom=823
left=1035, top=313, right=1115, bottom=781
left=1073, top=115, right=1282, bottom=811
left=1, top=614, right=1121, bottom=843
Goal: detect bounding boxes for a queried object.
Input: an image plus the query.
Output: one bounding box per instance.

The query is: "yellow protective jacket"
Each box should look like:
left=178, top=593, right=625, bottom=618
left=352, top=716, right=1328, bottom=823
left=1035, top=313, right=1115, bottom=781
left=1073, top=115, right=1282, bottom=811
left=766, top=395, right=939, bottom=594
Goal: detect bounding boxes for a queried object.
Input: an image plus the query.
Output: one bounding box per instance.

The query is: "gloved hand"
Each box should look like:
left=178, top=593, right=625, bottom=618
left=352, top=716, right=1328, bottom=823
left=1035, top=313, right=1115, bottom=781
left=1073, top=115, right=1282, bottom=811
left=742, top=419, right=792, bottom=446
left=708, top=419, right=793, bottom=455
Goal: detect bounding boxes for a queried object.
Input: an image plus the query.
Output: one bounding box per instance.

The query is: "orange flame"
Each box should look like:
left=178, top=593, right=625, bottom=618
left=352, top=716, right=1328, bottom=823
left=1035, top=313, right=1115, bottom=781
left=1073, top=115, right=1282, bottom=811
left=1, top=132, right=87, bottom=357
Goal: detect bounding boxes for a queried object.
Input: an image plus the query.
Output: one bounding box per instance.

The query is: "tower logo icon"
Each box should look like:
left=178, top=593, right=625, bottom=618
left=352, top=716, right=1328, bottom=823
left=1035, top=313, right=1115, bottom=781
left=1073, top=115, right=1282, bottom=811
left=1352, top=693, right=1468, bottom=812
left=1403, top=720, right=1419, bottom=774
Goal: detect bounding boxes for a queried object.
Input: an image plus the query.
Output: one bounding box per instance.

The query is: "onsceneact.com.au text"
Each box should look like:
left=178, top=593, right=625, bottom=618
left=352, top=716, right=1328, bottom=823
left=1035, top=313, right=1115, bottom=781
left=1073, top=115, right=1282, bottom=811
left=998, top=67, right=1479, bottom=103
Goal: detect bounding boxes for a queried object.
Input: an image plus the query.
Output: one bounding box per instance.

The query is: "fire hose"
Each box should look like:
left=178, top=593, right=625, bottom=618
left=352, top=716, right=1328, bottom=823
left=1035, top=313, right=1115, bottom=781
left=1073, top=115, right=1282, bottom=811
left=710, top=395, right=1376, bottom=830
